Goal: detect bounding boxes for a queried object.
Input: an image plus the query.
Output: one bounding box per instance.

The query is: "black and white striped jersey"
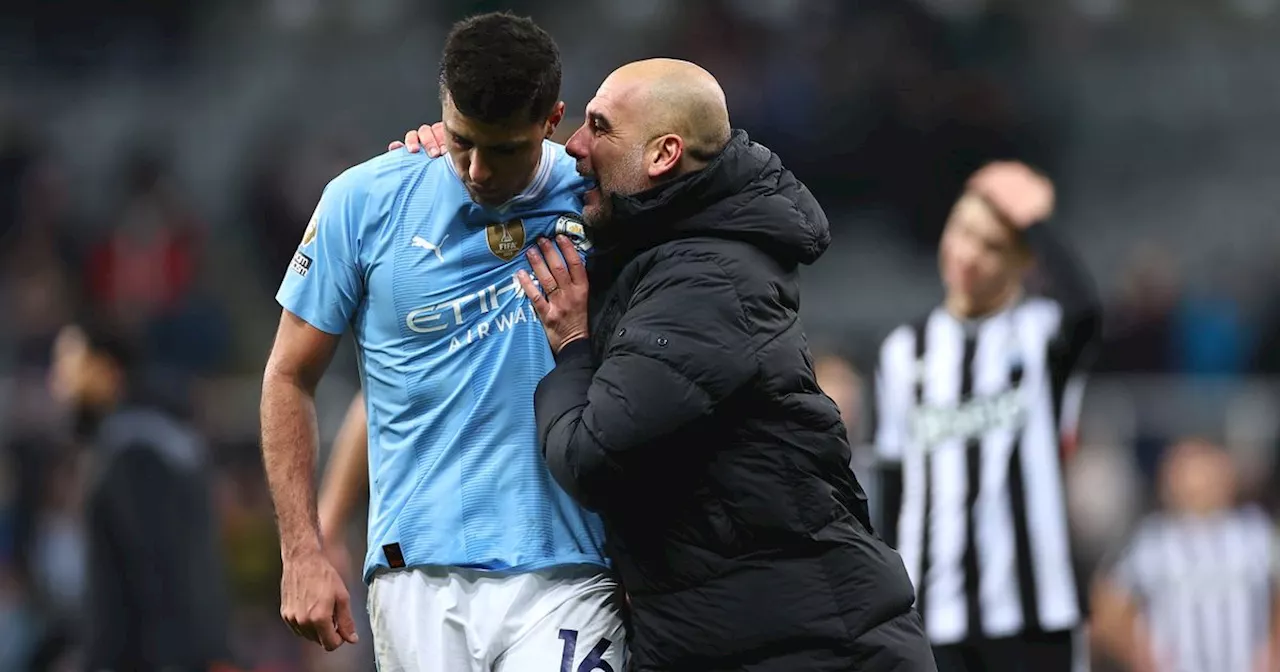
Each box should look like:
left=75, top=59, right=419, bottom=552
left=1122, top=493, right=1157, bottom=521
left=874, top=225, right=1101, bottom=645
left=1110, top=506, right=1278, bottom=672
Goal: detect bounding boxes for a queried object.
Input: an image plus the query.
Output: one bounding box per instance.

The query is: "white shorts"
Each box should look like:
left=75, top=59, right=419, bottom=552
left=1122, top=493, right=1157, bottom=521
left=367, top=565, right=626, bottom=672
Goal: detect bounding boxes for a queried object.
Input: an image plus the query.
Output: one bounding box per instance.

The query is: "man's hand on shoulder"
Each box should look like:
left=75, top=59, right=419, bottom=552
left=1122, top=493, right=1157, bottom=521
left=388, top=122, right=447, bottom=158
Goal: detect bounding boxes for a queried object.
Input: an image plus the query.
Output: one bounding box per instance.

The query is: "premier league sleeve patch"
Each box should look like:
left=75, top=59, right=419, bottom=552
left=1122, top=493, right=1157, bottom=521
left=555, top=214, right=592, bottom=253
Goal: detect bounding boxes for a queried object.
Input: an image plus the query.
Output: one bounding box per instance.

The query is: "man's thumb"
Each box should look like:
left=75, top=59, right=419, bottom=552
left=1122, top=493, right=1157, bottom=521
left=336, top=600, right=359, bottom=644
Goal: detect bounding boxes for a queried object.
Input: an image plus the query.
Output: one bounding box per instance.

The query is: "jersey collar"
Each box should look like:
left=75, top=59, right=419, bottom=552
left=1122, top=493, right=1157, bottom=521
left=446, top=141, right=555, bottom=216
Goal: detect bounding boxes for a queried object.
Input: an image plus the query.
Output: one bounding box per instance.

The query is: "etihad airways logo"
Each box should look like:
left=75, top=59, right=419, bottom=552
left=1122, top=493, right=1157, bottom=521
left=909, top=388, right=1027, bottom=448
left=405, top=275, right=537, bottom=353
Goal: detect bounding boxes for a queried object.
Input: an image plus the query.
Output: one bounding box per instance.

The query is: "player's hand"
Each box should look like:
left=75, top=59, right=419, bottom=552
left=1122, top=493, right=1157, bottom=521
left=967, top=160, right=1055, bottom=230
left=388, top=122, right=447, bottom=157
left=280, top=551, right=359, bottom=651
left=517, top=235, right=589, bottom=353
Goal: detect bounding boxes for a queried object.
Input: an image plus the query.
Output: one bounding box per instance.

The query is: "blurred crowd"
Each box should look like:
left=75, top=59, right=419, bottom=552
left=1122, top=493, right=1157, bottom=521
left=2, top=0, right=1280, bottom=670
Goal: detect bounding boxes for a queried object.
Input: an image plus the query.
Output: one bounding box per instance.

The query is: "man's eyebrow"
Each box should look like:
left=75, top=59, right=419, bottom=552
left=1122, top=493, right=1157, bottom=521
left=444, top=123, right=473, bottom=145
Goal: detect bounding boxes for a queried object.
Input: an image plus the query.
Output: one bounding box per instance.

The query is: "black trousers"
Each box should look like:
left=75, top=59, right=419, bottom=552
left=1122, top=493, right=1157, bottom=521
left=932, top=630, right=1078, bottom=672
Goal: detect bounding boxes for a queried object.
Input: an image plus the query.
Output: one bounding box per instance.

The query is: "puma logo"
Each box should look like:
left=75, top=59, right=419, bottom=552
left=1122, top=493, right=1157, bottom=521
left=411, top=234, right=447, bottom=262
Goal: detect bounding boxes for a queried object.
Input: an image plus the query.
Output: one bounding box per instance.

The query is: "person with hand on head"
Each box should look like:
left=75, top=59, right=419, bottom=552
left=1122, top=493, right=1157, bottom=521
left=397, top=57, right=935, bottom=672
left=873, top=161, right=1101, bottom=672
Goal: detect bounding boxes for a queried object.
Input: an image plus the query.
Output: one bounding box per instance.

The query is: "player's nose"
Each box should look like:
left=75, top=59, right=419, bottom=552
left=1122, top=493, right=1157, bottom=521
left=468, top=154, right=493, bottom=186
left=564, top=124, right=589, bottom=159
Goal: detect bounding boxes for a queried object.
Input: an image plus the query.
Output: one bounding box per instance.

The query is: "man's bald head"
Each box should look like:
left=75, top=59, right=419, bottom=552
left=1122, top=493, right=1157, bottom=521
left=564, top=58, right=734, bottom=227
left=601, top=59, right=731, bottom=163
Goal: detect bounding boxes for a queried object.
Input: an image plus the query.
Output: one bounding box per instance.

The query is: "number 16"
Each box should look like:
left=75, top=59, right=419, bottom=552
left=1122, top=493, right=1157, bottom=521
left=558, top=628, right=615, bottom=672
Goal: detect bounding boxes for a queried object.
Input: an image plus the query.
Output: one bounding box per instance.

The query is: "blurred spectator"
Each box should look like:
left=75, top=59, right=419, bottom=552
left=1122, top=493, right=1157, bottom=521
left=240, top=131, right=359, bottom=295
left=813, top=352, right=878, bottom=523
left=47, top=319, right=234, bottom=672
left=1171, top=275, right=1251, bottom=378
left=84, top=148, right=230, bottom=379
left=1094, top=245, right=1180, bottom=375
left=1090, top=438, right=1279, bottom=672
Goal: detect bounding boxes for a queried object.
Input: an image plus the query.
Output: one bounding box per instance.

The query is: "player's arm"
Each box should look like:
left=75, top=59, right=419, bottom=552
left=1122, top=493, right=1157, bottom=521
left=1260, top=530, right=1280, bottom=671
left=969, top=162, right=1102, bottom=360
left=1090, top=576, right=1161, bottom=672
left=262, top=162, right=370, bottom=650
left=536, top=256, right=755, bottom=511
left=262, top=314, right=343, bottom=561
left=871, top=334, right=909, bottom=547
left=317, top=391, right=369, bottom=579
left=1089, top=530, right=1163, bottom=672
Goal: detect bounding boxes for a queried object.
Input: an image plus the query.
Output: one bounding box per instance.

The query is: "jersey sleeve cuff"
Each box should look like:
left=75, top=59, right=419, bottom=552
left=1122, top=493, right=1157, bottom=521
left=554, top=338, right=594, bottom=366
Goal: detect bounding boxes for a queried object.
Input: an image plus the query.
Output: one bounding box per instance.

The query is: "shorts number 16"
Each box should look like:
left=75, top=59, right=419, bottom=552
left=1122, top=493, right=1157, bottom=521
left=557, top=628, right=615, bottom=672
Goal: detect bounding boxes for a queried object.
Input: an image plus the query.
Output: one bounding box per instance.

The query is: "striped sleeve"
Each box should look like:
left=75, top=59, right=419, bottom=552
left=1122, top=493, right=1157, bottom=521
left=873, top=324, right=916, bottom=464
left=1108, top=518, right=1159, bottom=598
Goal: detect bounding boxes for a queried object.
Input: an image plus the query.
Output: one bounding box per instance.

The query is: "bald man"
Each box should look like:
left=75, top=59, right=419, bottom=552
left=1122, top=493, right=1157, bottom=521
left=387, top=57, right=933, bottom=671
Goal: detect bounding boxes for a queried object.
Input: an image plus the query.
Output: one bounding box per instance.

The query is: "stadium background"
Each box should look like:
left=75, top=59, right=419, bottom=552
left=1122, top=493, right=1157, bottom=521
left=1, top=0, right=1278, bottom=669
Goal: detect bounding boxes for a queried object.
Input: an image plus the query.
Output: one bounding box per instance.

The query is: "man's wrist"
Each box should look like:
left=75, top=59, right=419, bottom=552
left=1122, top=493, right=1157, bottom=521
left=554, top=336, right=592, bottom=363
left=282, top=531, right=324, bottom=561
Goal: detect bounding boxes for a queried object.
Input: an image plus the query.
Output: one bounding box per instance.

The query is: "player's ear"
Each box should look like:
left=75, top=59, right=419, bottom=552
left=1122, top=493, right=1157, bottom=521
left=545, top=101, right=566, bottom=139
left=647, top=134, right=683, bottom=179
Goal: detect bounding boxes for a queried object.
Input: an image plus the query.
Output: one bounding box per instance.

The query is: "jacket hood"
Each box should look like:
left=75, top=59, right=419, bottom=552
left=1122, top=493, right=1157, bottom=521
left=598, top=129, right=831, bottom=267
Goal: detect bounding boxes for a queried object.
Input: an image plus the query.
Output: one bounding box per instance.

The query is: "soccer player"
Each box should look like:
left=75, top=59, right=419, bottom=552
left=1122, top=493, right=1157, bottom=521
left=259, top=12, right=622, bottom=671
left=1092, top=438, right=1280, bottom=672
left=874, top=162, right=1102, bottom=671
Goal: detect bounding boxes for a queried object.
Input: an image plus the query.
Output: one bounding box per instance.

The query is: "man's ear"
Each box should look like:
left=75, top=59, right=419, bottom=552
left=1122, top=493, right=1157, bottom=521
left=545, top=101, right=566, bottom=139
left=648, top=134, right=684, bottom=179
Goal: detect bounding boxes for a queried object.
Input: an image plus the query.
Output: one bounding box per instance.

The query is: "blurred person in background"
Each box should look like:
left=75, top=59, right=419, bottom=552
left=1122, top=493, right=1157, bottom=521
left=48, top=319, right=234, bottom=672
left=260, top=12, right=622, bottom=671
left=874, top=161, right=1101, bottom=671
left=1091, top=438, right=1280, bottom=672
left=814, top=353, right=879, bottom=521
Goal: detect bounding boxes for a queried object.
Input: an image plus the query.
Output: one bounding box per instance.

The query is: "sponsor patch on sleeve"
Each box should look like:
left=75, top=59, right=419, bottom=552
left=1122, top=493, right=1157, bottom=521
left=290, top=250, right=313, bottom=277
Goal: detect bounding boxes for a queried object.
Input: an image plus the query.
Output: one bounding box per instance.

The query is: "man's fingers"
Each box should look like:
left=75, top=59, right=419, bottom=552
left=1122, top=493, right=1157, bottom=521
left=539, top=237, right=573, bottom=290
left=429, top=122, right=447, bottom=158
left=388, top=141, right=405, bottom=151
left=517, top=271, right=551, bottom=320
left=310, top=604, right=344, bottom=651
left=557, top=235, right=587, bottom=285
left=335, top=593, right=359, bottom=644
left=417, top=123, right=444, bottom=158
left=404, top=130, right=422, bottom=154
left=524, top=245, right=556, bottom=294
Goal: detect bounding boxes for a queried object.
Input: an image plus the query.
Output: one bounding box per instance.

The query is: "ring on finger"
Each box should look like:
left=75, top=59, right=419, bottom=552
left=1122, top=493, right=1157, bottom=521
left=545, top=285, right=561, bottom=296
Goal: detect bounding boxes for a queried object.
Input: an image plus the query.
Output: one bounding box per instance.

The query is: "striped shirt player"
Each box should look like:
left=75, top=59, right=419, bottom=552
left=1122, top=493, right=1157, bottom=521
left=874, top=162, right=1101, bottom=672
left=270, top=138, right=624, bottom=672
left=1104, top=506, right=1278, bottom=672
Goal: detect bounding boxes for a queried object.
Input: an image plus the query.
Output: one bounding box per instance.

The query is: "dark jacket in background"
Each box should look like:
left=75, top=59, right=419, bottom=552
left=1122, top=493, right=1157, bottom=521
left=535, top=130, right=934, bottom=672
left=84, top=407, right=231, bottom=672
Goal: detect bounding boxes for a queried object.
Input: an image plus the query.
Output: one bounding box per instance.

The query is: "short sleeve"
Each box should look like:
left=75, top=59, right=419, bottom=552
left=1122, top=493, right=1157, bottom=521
left=275, top=167, right=368, bottom=335
left=874, top=326, right=915, bottom=464
left=1106, top=520, right=1158, bottom=598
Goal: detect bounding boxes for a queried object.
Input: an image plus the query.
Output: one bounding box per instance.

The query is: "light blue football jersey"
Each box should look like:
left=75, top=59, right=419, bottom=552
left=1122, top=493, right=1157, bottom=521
left=276, top=141, right=607, bottom=582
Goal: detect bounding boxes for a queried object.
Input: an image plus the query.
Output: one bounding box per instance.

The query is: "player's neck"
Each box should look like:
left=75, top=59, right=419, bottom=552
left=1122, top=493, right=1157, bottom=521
left=944, top=284, right=1023, bottom=322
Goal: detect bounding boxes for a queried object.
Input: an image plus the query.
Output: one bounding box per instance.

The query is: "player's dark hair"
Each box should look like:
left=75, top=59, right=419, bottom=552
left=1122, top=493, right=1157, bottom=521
left=439, top=11, right=562, bottom=124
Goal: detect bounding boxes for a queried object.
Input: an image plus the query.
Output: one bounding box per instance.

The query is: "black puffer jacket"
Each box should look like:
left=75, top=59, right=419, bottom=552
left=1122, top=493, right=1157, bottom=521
left=535, top=130, right=933, bottom=671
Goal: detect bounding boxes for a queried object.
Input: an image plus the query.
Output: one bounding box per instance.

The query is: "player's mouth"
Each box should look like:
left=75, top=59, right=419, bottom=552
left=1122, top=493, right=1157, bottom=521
left=579, top=172, right=600, bottom=199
